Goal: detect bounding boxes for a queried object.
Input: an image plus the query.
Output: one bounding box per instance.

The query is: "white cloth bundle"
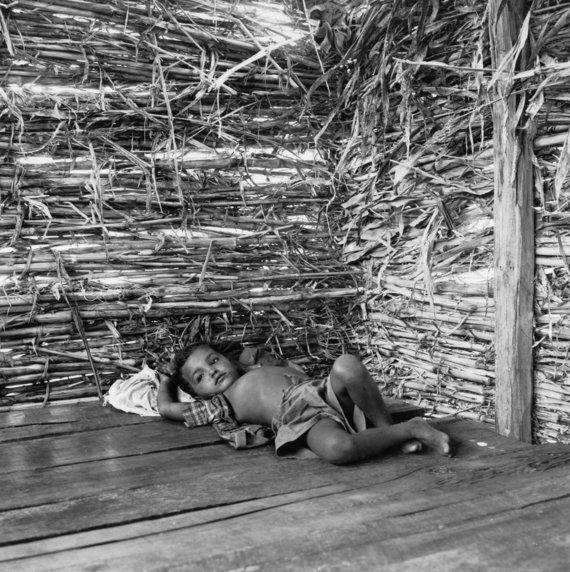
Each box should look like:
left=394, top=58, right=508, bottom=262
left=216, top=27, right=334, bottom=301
left=104, top=365, right=193, bottom=417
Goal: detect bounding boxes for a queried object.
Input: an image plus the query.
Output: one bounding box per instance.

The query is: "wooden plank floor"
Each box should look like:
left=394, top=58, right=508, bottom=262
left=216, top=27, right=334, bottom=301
left=1, top=401, right=569, bottom=571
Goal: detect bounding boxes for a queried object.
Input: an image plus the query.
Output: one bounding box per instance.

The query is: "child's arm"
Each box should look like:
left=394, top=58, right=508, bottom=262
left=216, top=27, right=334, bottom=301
left=157, top=374, right=188, bottom=422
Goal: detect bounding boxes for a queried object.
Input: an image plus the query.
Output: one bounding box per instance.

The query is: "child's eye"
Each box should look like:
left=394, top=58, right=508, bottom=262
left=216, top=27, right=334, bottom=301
left=195, top=373, right=203, bottom=383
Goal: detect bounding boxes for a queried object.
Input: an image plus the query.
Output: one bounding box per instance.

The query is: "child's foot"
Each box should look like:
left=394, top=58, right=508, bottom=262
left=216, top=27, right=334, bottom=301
left=400, top=439, right=423, bottom=454
left=408, top=417, right=451, bottom=455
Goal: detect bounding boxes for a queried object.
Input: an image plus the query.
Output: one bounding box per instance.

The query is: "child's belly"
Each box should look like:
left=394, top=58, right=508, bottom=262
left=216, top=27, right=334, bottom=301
left=228, top=368, right=303, bottom=426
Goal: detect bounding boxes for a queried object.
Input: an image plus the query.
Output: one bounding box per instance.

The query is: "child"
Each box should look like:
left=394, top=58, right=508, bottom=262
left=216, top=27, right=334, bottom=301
left=157, top=344, right=451, bottom=464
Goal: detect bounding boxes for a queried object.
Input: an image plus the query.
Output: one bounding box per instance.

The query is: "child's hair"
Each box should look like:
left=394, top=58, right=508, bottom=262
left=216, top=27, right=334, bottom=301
left=166, top=341, right=243, bottom=396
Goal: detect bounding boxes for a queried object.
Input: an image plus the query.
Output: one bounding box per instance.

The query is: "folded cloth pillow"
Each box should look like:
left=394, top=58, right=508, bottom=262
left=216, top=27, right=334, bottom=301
left=104, top=364, right=191, bottom=416
left=104, top=365, right=161, bottom=416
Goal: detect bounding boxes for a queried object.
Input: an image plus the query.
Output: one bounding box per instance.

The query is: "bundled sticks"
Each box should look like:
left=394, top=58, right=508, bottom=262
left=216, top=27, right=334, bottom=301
left=329, top=0, right=570, bottom=443
left=0, top=0, right=361, bottom=405
left=3, top=0, right=570, bottom=446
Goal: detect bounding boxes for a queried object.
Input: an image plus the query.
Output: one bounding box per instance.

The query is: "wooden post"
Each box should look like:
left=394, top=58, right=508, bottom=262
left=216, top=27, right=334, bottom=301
left=489, top=0, right=534, bottom=442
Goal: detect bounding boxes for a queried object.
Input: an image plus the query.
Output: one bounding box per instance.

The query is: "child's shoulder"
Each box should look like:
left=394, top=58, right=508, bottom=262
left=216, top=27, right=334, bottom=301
left=237, top=347, right=288, bottom=370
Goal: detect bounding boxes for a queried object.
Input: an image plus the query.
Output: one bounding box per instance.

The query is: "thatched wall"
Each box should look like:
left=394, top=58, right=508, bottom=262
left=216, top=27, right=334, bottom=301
left=329, top=0, right=570, bottom=444
left=2, top=0, right=570, bottom=445
left=0, top=0, right=362, bottom=405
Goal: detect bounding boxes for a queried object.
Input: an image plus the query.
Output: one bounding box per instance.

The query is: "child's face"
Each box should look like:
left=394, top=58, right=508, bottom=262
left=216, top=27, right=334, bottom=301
left=181, top=345, right=240, bottom=397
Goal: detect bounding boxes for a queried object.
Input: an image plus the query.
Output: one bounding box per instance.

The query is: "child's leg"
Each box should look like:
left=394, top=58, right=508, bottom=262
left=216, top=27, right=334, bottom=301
left=329, top=354, right=392, bottom=426
left=329, top=354, right=422, bottom=453
left=305, top=417, right=450, bottom=465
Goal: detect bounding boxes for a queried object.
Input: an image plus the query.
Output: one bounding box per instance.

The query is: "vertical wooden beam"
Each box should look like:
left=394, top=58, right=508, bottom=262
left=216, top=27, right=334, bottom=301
left=489, top=0, right=534, bottom=442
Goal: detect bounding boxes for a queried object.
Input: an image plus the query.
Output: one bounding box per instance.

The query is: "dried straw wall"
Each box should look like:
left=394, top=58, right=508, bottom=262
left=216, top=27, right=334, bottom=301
left=329, top=0, right=570, bottom=443
left=0, top=0, right=362, bottom=405
left=2, top=0, right=570, bottom=445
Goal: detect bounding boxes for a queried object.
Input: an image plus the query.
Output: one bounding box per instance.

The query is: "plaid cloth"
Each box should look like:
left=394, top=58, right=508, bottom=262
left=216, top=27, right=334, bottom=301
left=181, top=395, right=231, bottom=428
left=181, top=394, right=274, bottom=450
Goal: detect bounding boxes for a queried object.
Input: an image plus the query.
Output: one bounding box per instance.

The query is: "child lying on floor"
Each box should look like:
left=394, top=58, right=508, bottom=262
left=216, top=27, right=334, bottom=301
left=157, top=344, right=451, bottom=464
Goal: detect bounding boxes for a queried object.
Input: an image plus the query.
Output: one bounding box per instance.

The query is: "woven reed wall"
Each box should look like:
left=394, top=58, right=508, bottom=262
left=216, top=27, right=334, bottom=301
left=330, top=0, right=570, bottom=444
left=0, top=0, right=362, bottom=405
left=2, top=0, right=570, bottom=446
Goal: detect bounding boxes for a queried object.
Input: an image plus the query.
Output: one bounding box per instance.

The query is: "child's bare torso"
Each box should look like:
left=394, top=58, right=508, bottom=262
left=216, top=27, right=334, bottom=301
left=223, top=365, right=308, bottom=426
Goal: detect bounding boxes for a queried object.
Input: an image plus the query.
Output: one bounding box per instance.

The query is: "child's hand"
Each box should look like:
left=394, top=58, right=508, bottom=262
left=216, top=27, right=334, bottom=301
left=157, top=372, right=173, bottom=383
left=157, top=372, right=186, bottom=421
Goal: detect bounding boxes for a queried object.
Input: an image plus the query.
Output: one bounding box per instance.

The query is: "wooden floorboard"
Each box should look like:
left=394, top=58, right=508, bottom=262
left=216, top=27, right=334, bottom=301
left=0, top=402, right=569, bottom=571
